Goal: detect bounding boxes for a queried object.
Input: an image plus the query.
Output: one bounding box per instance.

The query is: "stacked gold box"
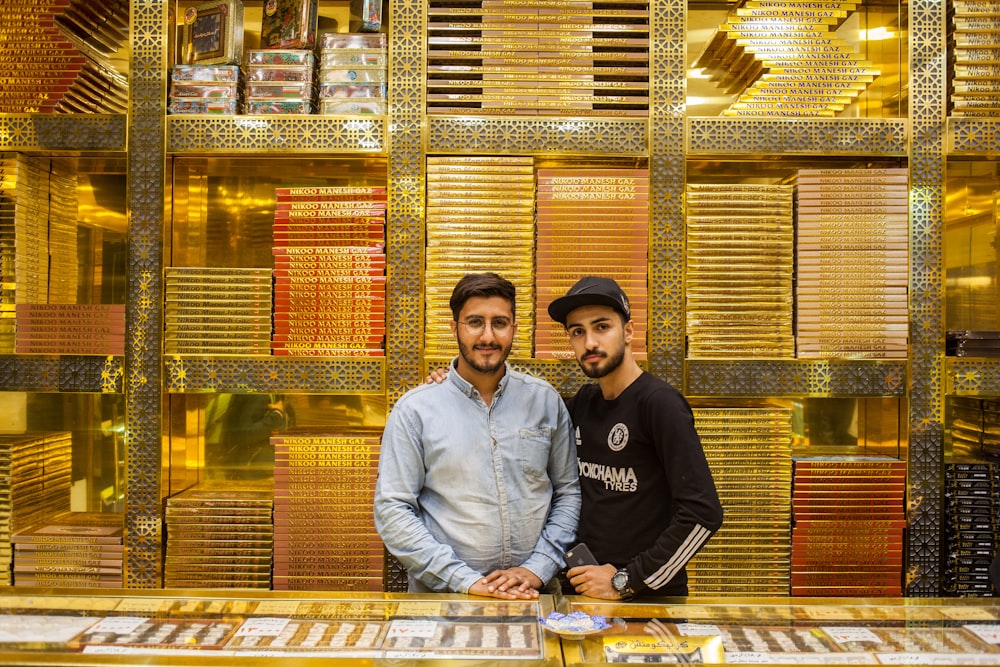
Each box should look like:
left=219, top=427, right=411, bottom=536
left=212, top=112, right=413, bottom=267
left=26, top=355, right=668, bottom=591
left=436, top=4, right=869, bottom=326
left=163, top=484, right=274, bottom=589
left=6, top=432, right=73, bottom=535
left=424, top=156, right=535, bottom=358
left=0, top=155, right=57, bottom=350
left=272, top=433, right=383, bottom=591
left=688, top=405, right=793, bottom=596
left=426, top=0, right=649, bottom=117
left=3, top=432, right=74, bottom=587
left=534, top=167, right=648, bottom=360
left=685, top=184, right=794, bottom=359
left=951, top=0, right=1000, bottom=117
left=270, top=186, right=387, bottom=358
left=0, top=0, right=128, bottom=114
left=15, top=304, right=124, bottom=355
left=164, top=267, right=273, bottom=356
left=12, top=511, right=122, bottom=588
left=693, top=0, right=879, bottom=118
left=795, top=168, right=909, bottom=359
left=790, top=456, right=906, bottom=596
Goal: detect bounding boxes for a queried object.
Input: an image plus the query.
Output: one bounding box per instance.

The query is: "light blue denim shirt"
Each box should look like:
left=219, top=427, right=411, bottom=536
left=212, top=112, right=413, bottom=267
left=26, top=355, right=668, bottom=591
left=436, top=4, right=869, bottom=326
left=374, top=358, right=581, bottom=593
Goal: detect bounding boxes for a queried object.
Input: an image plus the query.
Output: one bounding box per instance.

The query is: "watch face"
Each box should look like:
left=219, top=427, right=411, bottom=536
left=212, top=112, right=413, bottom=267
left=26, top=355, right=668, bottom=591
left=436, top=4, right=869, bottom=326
left=612, top=570, right=628, bottom=592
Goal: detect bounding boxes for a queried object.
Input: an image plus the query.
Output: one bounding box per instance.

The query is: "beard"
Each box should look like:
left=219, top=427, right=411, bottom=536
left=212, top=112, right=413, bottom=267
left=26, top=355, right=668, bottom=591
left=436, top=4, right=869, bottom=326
left=579, top=344, right=626, bottom=379
left=458, top=338, right=511, bottom=375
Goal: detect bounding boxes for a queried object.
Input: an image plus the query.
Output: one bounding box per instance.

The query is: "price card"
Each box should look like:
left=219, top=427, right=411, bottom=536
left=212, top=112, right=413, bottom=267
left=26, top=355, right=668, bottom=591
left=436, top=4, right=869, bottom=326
left=234, top=617, right=291, bottom=637
left=821, top=626, right=883, bottom=644
left=385, top=651, right=427, bottom=659
left=677, top=623, right=721, bottom=636
left=726, top=651, right=774, bottom=663
left=942, top=607, right=999, bottom=621
left=395, top=601, right=442, bottom=616
left=253, top=600, right=301, bottom=616
left=115, top=599, right=170, bottom=615
left=875, top=654, right=927, bottom=664
left=88, top=617, right=149, bottom=634
left=387, top=619, right=438, bottom=638
left=964, top=623, right=1000, bottom=644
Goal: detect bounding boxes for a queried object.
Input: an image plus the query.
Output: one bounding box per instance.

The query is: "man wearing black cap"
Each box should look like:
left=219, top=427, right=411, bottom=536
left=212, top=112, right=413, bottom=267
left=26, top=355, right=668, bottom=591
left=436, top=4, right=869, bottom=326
left=548, top=276, right=723, bottom=599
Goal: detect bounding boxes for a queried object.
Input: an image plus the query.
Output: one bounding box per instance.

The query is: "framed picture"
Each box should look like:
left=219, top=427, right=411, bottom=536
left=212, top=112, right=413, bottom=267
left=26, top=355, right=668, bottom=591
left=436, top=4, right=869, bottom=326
left=180, top=0, right=244, bottom=65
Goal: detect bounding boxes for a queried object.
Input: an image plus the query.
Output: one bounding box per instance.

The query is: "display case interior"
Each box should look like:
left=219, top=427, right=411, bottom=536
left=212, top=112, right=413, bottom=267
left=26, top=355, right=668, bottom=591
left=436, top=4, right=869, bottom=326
left=946, top=159, right=1000, bottom=334
left=164, top=392, right=386, bottom=490
left=168, top=156, right=387, bottom=268
left=686, top=0, right=907, bottom=119
left=562, top=597, right=1000, bottom=664
left=0, top=590, right=561, bottom=663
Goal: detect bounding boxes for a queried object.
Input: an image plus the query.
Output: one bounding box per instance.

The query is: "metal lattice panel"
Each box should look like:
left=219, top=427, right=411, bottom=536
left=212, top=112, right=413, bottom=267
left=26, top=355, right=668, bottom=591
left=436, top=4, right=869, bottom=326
left=384, top=0, right=427, bottom=580
left=126, top=0, right=167, bottom=588
left=649, top=0, right=685, bottom=385
left=385, top=0, right=426, bottom=412
left=164, top=357, right=385, bottom=393
left=906, top=0, right=946, bottom=597
left=167, top=117, right=386, bottom=153
left=0, top=114, right=126, bottom=151
left=948, top=118, right=1000, bottom=154
left=0, top=355, right=124, bottom=392
left=687, top=118, right=908, bottom=156
left=427, top=117, right=648, bottom=155
left=685, top=360, right=907, bottom=398
left=946, top=359, right=1000, bottom=395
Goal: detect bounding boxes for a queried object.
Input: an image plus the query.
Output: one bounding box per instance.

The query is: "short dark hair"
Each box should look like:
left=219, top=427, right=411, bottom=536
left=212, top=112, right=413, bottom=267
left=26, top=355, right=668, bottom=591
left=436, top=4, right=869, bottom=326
left=449, top=272, right=516, bottom=321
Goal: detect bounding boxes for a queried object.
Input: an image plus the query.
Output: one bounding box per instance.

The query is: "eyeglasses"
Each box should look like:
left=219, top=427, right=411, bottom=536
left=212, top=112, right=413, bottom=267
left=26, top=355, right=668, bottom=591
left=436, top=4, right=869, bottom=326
left=457, top=316, right=513, bottom=335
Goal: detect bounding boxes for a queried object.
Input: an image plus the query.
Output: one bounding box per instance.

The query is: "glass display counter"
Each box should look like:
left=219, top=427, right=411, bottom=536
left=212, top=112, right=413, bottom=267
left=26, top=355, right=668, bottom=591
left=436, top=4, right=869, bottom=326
left=0, top=589, right=560, bottom=666
left=563, top=597, right=1000, bottom=665
left=6, top=592, right=1000, bottom=665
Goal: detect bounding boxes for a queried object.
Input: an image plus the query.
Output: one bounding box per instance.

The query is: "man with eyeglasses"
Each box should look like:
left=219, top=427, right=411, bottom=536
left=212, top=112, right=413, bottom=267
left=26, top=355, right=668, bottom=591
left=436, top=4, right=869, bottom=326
left=374, top=272, right=581, bottom=599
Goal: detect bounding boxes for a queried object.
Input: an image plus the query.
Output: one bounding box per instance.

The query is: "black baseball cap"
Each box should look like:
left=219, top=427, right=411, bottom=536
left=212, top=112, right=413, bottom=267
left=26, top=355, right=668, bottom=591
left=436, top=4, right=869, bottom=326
left=547, top=276, right=631, bottom=325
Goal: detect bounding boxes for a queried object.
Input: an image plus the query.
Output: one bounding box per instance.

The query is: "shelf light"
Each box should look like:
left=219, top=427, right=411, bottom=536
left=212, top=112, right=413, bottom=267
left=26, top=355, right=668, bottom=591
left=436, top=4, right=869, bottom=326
left=862, top=27, right=895, bottom=41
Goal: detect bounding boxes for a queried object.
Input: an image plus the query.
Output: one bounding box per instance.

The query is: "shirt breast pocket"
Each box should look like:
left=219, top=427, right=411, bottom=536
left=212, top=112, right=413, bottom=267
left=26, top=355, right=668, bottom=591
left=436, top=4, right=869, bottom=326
left=518, top=427, right=551, bottom=478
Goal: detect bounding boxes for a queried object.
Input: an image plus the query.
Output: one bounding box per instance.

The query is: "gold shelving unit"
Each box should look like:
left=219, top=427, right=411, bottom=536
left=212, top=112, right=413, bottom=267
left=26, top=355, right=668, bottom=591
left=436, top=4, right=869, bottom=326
left=0, top=0, right=961, bottom=595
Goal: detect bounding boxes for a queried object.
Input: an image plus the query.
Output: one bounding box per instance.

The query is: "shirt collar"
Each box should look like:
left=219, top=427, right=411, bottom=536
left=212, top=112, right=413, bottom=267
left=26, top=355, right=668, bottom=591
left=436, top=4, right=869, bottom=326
left=446, top=356, right=509, bottom=399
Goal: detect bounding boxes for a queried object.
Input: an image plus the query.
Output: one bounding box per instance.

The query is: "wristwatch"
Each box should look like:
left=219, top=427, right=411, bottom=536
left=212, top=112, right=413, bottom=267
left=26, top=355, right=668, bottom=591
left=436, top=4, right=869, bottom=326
left=611, top=567, right=635, bottom=600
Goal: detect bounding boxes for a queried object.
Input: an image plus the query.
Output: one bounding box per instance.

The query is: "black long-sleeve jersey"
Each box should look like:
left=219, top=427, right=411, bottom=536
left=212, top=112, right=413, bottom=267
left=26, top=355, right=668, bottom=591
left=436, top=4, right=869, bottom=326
left=566, top=371, right=724, bottom=597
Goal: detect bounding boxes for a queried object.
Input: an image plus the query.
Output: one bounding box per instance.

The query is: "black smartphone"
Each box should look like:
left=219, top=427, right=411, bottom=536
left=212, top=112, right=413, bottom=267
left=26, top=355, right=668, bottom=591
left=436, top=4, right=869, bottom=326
left=564, top=542, right=599, bottom=568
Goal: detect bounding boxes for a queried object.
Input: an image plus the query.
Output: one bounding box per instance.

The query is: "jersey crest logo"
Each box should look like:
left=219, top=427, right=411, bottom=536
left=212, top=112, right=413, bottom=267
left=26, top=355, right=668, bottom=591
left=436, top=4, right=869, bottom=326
left=608, top=423, right=629, bottom=451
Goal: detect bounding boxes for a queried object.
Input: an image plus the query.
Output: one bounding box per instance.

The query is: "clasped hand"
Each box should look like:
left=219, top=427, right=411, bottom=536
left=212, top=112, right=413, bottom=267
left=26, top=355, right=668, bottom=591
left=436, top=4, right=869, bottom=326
left=469, top=566, right=542, bottom=599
